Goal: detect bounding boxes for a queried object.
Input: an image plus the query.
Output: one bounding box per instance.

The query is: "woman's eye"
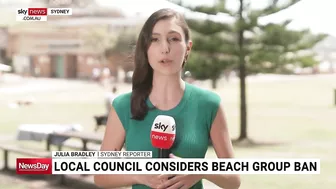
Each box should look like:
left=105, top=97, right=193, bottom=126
left=151, top=38, right=159, bottom=42
left=168, top=37, right=180, bottom=42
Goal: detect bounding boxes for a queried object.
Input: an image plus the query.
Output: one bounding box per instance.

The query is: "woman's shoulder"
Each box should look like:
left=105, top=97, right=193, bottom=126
left=111, top=92, right=132, bottom=128
left=187, top=83, right=221, bottom=104
left=187, top=83, right=222, bottom=130
left=112, top=92, right=132, bottom=109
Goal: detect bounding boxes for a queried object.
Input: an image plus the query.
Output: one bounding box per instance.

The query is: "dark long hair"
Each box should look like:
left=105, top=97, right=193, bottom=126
left=131, top=8, right=191, bottom=120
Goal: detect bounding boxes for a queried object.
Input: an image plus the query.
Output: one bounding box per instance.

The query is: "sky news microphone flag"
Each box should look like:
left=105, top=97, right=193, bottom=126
left=150, top=115, right=176, bottom=158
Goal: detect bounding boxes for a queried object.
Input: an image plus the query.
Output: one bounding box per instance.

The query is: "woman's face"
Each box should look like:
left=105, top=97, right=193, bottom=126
left=147, top=17, right=192, bottom=76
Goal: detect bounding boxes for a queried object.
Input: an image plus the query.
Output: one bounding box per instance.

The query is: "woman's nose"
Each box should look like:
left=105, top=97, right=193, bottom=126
left=160, top=41, right=170, bottom=54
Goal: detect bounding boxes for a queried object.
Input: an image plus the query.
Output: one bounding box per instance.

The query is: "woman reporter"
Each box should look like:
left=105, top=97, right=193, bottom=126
left=94, top=8, right=241, bottom=189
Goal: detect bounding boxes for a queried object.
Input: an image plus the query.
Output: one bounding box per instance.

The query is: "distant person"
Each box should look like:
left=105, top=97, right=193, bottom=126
left=105, top=86, right=118, bottom=114
left=95, top=8, right=240, bottom=189
left=101, top=67, right=111, bottom=87
left=92, top=68, right=101, bottom=82
left=103, top=67, right=111, bottom=78
left=94, top=85, right=117, bottom=132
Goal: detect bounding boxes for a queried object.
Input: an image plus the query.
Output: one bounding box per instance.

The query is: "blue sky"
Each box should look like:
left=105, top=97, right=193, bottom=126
left=100, top=0, right=336, bottom=37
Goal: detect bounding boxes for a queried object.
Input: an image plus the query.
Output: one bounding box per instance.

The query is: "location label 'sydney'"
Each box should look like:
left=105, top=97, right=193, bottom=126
left=48, top=8, right=72, bottom=16
left=16, top=8, right=72, bottom=21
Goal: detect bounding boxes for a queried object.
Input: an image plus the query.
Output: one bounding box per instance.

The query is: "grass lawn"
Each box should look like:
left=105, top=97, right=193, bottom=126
left=0, top=75, right=335, bottom=189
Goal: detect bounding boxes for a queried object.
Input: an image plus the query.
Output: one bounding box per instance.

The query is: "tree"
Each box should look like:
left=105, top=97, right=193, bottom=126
left=108, top=30, right=137, bottom=56
left=247, top=21, right=327, bottom=74
left=171, top=0, right=327, bottom=142
left=81, top=26, right=118, bottom=62
left=183, top=19, right=237, bottom=89
left=104, top=29, right=138, bottom=72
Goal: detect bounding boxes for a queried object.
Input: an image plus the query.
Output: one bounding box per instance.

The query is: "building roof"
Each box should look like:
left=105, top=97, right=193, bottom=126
left=314, top=36, right=336, bottom=52
left=313, top=36, right=336, bottom=61
left=46, top=16, right=144, bottom=27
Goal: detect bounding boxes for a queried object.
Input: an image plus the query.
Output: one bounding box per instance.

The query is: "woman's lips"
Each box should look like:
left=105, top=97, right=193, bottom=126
left=159, top=59, right=173, bottom=63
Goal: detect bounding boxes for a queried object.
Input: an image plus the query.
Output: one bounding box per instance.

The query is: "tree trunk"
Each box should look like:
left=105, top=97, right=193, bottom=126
left=238, top=0, right=248, bottom=140
left=330, top=60, right=334, bottom=73
left=211, top=79, right=217, bottom=89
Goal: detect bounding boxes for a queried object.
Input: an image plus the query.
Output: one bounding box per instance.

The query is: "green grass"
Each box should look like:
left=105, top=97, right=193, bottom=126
left=205, top=76, right=336, bottom=189
left=0, top=185, right=26, bottom=189
left=1, top=75, right=336, bottom=189
left=0, top=102, right=104, bottom=134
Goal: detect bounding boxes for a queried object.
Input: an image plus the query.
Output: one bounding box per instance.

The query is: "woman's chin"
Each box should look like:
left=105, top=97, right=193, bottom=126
left=154, top=69, right=181, bottom=77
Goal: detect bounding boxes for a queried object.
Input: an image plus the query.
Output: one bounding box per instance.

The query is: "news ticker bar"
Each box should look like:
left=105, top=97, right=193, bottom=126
left=16, top=8, right=72, bottom=21
left=16, top=158, right=321, bottom=175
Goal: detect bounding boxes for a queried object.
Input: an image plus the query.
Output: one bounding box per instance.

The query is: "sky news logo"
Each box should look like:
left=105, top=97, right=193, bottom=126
left=16, top=8, right=72, bottom=21
left=16, top=158, right=52, bottom=174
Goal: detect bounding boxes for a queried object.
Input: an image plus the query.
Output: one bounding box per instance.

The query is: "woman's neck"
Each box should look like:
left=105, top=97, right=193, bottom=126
left=150, top=73, right=185, bottom=111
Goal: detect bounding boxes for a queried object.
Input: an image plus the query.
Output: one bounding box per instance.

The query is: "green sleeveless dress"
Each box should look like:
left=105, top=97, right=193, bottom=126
left=112, top=83, right=221, bottom=189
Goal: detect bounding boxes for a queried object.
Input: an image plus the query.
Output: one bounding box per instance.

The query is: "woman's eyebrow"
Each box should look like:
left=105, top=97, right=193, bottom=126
left=152, top=30, right=181, bottom=35
left=168, top=30, right=180, bottom=35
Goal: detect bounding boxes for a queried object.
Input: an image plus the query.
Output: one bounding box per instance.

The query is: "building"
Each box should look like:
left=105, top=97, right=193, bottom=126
left=313, top=35, right=336, bottom=73
left=4, top=0, right=144, bottom=79
left=0, top=27, right=8, bottom=65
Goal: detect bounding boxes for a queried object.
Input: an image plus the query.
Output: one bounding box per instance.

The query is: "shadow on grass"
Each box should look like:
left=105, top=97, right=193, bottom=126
left=231, top=138, right=288, bottom=148
left=209, top=138, right=288, bottom=149
left=0, top=169, right=101, bottom=189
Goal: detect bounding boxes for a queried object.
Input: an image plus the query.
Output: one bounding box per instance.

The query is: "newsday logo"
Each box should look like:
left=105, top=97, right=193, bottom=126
left=16, top=8, right=72, bottom=21
left=16, top=158, right=52, bottom=175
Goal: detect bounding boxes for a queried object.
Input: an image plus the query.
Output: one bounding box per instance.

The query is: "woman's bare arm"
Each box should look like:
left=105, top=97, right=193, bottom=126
left=94, top=107, right=139, bottom=188
left=203, top=105, right=241, bottom=189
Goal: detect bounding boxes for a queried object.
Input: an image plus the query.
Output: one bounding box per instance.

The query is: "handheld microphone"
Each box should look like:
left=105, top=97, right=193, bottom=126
left=150, top=115, right=176, bottom=158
